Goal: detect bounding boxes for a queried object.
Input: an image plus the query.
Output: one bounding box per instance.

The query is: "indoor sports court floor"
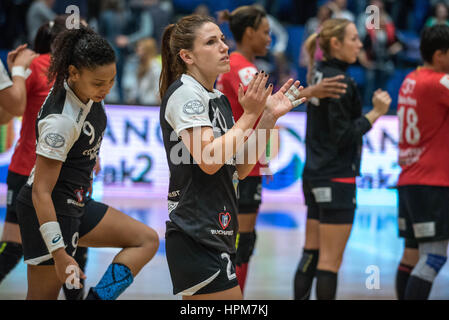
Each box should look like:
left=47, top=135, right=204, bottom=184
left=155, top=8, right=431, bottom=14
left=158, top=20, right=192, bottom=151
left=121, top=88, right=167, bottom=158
left=1, top=191, right=448, bottom=300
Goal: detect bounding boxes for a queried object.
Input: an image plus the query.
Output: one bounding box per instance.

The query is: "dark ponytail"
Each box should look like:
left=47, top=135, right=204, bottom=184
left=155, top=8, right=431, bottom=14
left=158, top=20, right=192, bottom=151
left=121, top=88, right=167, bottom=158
left=219, top=5, right=266, bottom=43
left=33, top=15, right=69, bottom=54
left=48, top=25, right=116, bottom=93
left=159, top=24, right=177, bottom=100
left=159, top=14, right=215, bottom=99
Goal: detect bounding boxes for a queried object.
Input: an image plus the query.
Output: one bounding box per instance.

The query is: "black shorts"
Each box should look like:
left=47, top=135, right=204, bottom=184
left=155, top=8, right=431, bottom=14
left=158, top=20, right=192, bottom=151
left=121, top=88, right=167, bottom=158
left=16, top=198, right=108, bottom=266
left=165, top=227, right=239, bottom=296
left=238, top=176, right=262, bottom=214
left=398, top=185, right=449, bottom=243
left=303, top=179, right=356, bottom=224
left=5, top=170, right=29, bottom=224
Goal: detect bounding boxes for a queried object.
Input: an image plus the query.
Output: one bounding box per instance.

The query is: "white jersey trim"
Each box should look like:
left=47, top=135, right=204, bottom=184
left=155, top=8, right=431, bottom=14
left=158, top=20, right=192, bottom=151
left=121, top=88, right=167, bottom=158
left=178, top=269, right=220, bottom=296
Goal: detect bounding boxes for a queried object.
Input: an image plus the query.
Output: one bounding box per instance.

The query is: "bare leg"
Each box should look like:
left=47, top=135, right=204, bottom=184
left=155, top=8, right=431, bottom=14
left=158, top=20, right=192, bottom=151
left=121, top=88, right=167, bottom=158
left=79, top=206, right=159, bottom=276
left=27, top=265, right=62, bottom=300
left=317, top=224, right=353, bottom=272
left=1, top=222, right=22, bottom=243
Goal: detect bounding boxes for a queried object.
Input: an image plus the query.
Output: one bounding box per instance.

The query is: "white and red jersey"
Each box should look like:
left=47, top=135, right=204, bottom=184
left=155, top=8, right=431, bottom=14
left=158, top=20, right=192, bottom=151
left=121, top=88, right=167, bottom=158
left=397, top=67, right=449, bottom=186
left=216, top=51, right=267, bottom=176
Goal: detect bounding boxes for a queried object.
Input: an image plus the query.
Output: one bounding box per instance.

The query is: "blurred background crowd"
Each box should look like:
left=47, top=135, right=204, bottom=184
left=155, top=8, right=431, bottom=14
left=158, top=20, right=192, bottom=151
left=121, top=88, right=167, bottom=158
left=1, top=0, right=447, bottom=112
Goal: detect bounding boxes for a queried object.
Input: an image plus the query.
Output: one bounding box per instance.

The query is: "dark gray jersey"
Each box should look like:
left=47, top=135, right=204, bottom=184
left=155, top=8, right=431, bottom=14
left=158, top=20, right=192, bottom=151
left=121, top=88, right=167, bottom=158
left=160, top=74, right=238, bottom=253
left=18, top=82, right=106, bottom=217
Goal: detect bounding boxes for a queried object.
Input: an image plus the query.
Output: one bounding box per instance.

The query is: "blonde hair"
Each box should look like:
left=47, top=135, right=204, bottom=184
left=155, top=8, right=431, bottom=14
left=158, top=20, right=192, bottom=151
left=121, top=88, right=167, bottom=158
left=304, top=18, right=352, bottom=73
left=137, top=38, right=158, bottom=80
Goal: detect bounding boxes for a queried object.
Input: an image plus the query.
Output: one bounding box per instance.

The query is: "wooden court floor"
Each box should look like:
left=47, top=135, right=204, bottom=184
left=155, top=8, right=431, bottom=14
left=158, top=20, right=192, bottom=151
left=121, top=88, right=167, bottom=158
left=0, top=197, right=448, bottom=300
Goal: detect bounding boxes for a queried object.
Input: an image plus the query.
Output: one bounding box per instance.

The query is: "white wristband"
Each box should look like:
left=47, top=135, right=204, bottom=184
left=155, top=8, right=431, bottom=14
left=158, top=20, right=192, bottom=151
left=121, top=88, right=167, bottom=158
left=39, top=221, right=65, bottom=253
left=11, top=66, right=26, bottom=78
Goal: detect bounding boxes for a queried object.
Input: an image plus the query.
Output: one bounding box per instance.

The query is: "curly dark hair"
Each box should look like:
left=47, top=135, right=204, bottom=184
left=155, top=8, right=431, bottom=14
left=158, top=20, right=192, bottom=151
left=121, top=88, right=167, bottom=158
left=48, top=25, right=116, bottom=93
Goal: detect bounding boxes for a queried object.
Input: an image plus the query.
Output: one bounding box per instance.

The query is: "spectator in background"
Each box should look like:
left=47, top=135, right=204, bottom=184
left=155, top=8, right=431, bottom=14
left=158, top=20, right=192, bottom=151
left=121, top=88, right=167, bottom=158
left=26, top=0, right=56, bottom=45
left=358, top=0, right=402, bottom=105
left=146, top=0, right=173, bottom=47
left=105, top=0, right=154, bottom=104
left=98, top=0, right=128, bottom=103
left=425, top=2, right=449, bottom=27
left=123, top=37, right=161, bottom=105
left=329, top=0, right=355, bottom=22
left=0, top=0, right=31, bottom=49
left=290, top=0, right=318, bottom=25
left=253, top=4, right=290, bottom=91
left=300, top=3, right=333, bottom=70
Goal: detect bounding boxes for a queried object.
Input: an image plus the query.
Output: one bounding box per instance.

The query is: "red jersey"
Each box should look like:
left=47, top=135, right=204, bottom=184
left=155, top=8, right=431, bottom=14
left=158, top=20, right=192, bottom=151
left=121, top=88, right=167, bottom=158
left=216, top=51, right=267, bottom=176
left=9, top=54, right=53, bottom=176
left=397, top=67, right=449, bottom=186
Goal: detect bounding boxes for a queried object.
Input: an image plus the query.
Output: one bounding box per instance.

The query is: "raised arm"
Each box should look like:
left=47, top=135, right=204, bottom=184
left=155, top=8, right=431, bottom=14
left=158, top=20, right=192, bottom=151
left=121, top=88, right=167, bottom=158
left=179, top=72, right=272, bottom=175
left=236, top=78, right=306, bottom=179
left=0, top=45, right=38, bottom=117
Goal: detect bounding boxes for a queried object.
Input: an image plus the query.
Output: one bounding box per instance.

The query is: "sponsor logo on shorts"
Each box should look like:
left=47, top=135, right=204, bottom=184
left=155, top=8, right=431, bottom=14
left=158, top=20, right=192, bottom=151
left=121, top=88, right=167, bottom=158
left=312, top=187, right=332, bottom=203
left=45, top=133, right=65, bottom=148
left=398, top=218, right=406, bottom=231
left=6, top=190, right=13, bottom=206
left=74, top=189, right=84, bottom=202
left=413, top=221, right=436, bottom=238
left=67, top=199, right=85, bottom=207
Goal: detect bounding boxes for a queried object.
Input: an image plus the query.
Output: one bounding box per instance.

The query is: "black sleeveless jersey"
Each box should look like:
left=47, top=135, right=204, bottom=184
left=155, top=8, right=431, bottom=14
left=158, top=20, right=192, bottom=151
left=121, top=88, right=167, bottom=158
left=18, top=82, right=106, bottom=217
left=160, top=74, right=239, bottom=254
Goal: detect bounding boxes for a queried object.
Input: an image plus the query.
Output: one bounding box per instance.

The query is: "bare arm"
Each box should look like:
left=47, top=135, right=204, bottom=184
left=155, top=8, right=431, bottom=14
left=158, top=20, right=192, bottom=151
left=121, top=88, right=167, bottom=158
left=0, top=46, right=38, bottom=116
left=32, top=155, right=62, bottom=226
left=0, top=108, right=14, bottom=124
left=32, top=155, right=86, bottom=285
left=236, top=79, right=306, bottom=179
left=179, top=72, right=272, bottom=175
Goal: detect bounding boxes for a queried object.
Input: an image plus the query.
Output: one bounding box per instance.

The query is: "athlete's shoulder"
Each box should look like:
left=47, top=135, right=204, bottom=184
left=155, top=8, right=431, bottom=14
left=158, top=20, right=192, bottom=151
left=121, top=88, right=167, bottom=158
left=167, top=74, right=209, bottom=104
left=414, top=68, right=449, bottom=92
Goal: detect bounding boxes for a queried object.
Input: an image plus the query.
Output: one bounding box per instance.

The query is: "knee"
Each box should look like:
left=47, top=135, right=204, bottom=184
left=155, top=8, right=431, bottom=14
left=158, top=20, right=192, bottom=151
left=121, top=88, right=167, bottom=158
left=317, top=255, right=343, bottom=273
left=411, top=253, right=447, bottom=283
left=235, top=231, right=257, bottom=264
left=140, top=227, right=159, bottom=256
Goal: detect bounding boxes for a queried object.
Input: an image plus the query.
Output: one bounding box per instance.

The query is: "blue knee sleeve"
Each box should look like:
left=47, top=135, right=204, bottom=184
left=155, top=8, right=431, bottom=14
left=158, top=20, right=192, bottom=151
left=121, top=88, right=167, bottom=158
left=425, top=254, right=447, bottom=273
left=411, top=254, right=447, bottom=283
left=92, top=263, right=134, bottom=300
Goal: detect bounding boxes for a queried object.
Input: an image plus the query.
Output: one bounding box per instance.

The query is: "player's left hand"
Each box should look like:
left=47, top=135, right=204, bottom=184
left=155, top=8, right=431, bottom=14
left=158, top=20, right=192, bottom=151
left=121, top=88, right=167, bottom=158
left=266, top=79, right=306, bottom=119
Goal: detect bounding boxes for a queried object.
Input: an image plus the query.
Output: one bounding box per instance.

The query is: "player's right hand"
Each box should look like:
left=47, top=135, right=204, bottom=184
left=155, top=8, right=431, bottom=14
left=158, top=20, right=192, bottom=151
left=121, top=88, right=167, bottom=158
left=238, top=71, right=272, bottom=117
left=52, top=248, right=86, bottom=288
left=372, top=89, right=391, bottom=116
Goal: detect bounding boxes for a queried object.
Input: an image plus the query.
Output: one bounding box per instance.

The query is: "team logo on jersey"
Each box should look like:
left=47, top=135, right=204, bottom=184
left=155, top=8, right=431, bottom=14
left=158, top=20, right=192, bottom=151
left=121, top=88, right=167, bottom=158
left=238, top=66, right=258, bottom=86
left=401, top=78, right=416, bottom=95
left=211, top=105, right=228, bottom=135
left=44, top=133, right=65, bottom=148
left=74, top=189, right=84, bottom=202
left=219, top=211, right=231, bottom=230
left=440, top=74, right=449, bottom=90
left=183, top=100, right=205, bottom=115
